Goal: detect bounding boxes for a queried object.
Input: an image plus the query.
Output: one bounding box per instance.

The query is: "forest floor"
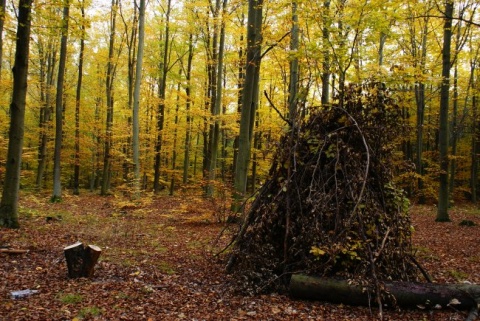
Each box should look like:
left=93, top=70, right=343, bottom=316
left=1, top=190, right=480, bottom=321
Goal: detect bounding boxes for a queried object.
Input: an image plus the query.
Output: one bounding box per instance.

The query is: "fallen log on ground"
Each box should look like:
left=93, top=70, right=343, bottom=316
left=64, top=242, right=101, bottom=278
left=290, top=274, right=480, bottom=310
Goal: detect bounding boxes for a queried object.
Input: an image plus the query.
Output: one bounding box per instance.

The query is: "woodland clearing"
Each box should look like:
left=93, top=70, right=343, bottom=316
left=1, top=191, right=479, bottom=321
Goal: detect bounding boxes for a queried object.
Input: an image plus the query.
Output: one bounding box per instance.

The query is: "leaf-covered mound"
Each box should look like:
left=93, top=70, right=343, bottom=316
left=226, top=82, right=419, bottom=294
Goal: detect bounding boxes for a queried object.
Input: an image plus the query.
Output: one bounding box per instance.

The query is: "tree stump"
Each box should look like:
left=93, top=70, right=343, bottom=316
left=64, top=242, right=101, bottom=278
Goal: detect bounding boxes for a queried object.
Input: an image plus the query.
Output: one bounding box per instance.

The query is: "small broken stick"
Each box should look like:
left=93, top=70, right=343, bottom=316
left=0, top=248, right=29, bottom=254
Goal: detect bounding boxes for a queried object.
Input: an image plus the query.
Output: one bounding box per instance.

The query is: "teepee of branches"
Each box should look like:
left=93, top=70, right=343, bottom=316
left=226, top=81, right=419, bottom=295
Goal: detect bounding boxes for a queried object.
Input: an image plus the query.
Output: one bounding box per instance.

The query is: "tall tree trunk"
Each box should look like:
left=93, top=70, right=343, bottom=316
left=101, top=0, right=119, bottom=196
left=36, top=42, right=56, bottom=188
left=52, top=0, right=70, bottom=202
left=206, top=0, right=228, bottom=196
left=448, top=16, right=462, bottom=200
left=120, top=0, right=138, bottom=182
left=0, top=0, right=32, bottom=228
left=73, top=0, right=86, bottom=195
left=471, top=57, right=478, bottom=203
left=436, top=0, right=454, bottom=222
left=233, top=0, right=263, bottom=210
left=321, top=0, right=330, bottom=106
left=232, top=12, right=245, bottom=177
left=0, top=0, right=6, bottom=79
left=203, top=0, right=219, bottom=182
left=132, top=0, right=146, bottom=197
left=414, top=18, right=428, bottom=204
left=170, top=74, right=181, bottom=195
left=153, top=0, right=171, bottom=193
left=183, top=33, right=194, bottom=184
left=288, top=0, right=299, bottom=122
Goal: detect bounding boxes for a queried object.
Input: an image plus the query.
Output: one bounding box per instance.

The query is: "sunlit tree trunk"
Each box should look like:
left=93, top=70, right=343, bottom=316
left=206, top=0, right=228, bottom=196
left=73, top=0, right=86, bottom=195
left=101, top=0, right=119, bottom=196
left=0, top=0, right=32, bottom=228
left=120, top=0, right=138, bottom=182
left=436, top=0, right=454, bottom=222
left=470, top=52, right=479, bottom=203
left=0, top=0, right=6, bottom=79
left=288, top=0, right=299, bottom=122
left=233, top=0, right=263, bottom=210
left=183, top=33, right=194, bottom=184
left=132, top=0, right=146, bottom=197
left=52, top=0, right=70, bottom=202
left=321, top=0, right=330, bottom=106
left=36, top=41, right=56, bottom=188
left=153, top=0, right=171, bottom=193
left=414, top=18, right=428, bottom=204
left=203, top=0, right=219, bottom=182
left=449, top=9, right=467, bottom=200
left=472, top=94, right=478, bottom=203
left=232, top=12, right=245, bottom=178
left=170, top=74, right=181, bottom=195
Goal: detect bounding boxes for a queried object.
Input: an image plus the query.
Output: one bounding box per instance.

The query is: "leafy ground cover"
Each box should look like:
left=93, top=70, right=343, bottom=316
left=1, top=191, right=479, bottom=320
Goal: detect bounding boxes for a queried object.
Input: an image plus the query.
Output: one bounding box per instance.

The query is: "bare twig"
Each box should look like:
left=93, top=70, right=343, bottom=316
left=263, top=90, right=291, bottom=126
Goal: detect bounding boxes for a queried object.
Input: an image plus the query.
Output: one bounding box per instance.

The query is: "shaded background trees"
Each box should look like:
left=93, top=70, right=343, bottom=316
left=0, top=0, right=478, bottom=222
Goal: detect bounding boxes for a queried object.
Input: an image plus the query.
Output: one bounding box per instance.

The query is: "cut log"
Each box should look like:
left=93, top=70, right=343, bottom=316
left=290, top=274, right=480, bottom=310
left=64, top=242, right=101, bottom=278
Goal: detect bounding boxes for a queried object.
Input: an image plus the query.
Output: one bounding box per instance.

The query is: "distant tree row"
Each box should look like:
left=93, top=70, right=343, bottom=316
left=0, top=0, right=479, bottom=227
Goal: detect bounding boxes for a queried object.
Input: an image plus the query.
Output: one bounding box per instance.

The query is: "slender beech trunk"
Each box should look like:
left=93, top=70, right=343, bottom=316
left=203, top=0, right=219, bottom=181
left=36, top=43, right=56, bottom=188
left=436, top=0, right=454, bottom=222
left=170, top=74, right=181, bottom=195
left=232, top=13, right=245, bottom=178
left=321, top=0, right=330, bottom=106
left=0, top=0, right=32, bottom=228
left=120, top=1, right=138, bottom=181
left=101, top=0, right=119, bottom=195
left=0, top=0, right=6, bottom=79
left=73, top=1, right=86, bottom=195
left=471, top=57, right=478, bottom=203
left=183, top=33, right=194, bottom=184
left=153, top=0, right=171, bottom=193
left=288, top=0, right=299, bottom=122
left=52, top=0, right=70, bottom=202
left=233, top=0, right=263, bottom=210
left=206, top=0, right=228, bottom=196
left=415, top=19, right=428, bottom=204
left=448, top=16, right=463, bottom=200
left=132, top=0, right=146, bottom=196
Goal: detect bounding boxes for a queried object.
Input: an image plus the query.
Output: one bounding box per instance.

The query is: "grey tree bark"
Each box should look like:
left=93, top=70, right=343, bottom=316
left=321, top=1, right=330, bottom=106
left=73, top=0, right=86, bottom=195
left=288, top=0, right=299, bottom=122
left=0, top=0, right=6, bottom=79
left=132, top=0, right=146, bottom=197
left=0, top=0, right=33, bottom=228
left=153, top=0, right=172, bottom=193
left=52, top=0, right=70, bottom=202
left=206, top=0, right=228, bottom=196
left=35, top=41, right=56, bottom=188
left=101, top=0, right=119, bottom=196
left=119, top=0, right=138, bottom=182
left=183, top=33, right=194, bottom=184
left=436, top=0, right=454, bottom=222
left=414, top=17, right=428, bottom=204
left=233, top=0, right=263, bottom=210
